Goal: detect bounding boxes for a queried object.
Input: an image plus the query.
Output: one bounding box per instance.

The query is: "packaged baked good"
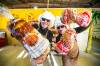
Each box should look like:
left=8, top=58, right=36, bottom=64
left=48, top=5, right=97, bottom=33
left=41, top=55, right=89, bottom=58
left=8, top=19, right=50, bottom=64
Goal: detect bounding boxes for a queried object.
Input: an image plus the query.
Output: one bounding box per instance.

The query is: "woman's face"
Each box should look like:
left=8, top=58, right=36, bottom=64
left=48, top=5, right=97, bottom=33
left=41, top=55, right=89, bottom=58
left=57, top=25, right=66, bottom=34
left=40, top=18, right=50, bottom=29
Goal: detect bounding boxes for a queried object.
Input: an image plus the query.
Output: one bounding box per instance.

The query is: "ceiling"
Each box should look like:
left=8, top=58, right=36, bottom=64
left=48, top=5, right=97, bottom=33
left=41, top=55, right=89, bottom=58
left=0, top=0, right=100, bottom=8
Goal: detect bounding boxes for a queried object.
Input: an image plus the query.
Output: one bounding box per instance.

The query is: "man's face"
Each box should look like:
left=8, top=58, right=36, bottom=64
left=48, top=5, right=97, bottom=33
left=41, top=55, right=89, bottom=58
left=41, top=18, right=50, bottom=29
left=57, top=25, right=66, bottom=34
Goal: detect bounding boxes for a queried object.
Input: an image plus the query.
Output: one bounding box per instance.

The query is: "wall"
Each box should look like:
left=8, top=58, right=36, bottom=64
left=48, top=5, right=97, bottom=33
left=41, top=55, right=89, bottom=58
left=0, top=8, right=92, bottom=51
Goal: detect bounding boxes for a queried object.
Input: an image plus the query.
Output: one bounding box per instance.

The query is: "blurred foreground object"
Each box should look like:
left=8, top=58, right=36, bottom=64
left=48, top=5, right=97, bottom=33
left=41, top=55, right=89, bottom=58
left=7, top=19, right=50, bottom=64
left=0, top=4, right=50, bottom=64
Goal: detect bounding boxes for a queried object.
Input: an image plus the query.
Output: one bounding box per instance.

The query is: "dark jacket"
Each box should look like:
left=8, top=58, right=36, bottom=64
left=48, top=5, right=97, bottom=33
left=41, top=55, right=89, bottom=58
left=32, top=23, right=53, bottom=42
left=56, top=34, right=62, bottom=43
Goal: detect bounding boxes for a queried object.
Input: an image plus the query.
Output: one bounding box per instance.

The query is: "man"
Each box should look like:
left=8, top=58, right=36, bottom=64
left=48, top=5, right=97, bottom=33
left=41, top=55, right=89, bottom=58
left=32, top=11, right=55, bottom=42
left=53, top=16, right=79, bottom=66
left=31, top=11, right=57, bottom=66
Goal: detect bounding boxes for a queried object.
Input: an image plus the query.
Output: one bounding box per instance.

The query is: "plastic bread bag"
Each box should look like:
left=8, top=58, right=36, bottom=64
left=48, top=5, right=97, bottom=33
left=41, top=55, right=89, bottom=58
left=7, top=19, right=50, bottom=64
left=55, top=29, right=77, bottom=55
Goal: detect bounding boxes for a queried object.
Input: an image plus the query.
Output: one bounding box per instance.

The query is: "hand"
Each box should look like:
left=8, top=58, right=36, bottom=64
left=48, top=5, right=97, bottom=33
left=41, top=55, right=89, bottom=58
left=33, top=47, right=50, bottom=64
left=51, top=42, right=56, bottom=50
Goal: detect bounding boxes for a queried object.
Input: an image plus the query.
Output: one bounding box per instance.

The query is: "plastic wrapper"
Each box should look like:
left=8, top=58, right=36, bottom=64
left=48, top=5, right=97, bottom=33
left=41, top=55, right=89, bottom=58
left=76, top=11, right=91, bottom=27
left=7, top=19, right=50, bottom=64
left=56, top=29, right=76, bottom=55
left=62, top=9, right=75, bottom=24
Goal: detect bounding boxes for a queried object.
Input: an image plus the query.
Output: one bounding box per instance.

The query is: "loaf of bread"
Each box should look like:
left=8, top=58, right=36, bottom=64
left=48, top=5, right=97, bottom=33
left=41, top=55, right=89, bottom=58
left=8, top=19, right=50, bottom=64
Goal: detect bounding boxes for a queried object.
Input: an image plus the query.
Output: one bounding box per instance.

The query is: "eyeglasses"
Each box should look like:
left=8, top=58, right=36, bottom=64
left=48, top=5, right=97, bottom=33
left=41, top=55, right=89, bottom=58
left=57, top=25, right=65, bottom=29
left=42, top=18, right=50, bottom=22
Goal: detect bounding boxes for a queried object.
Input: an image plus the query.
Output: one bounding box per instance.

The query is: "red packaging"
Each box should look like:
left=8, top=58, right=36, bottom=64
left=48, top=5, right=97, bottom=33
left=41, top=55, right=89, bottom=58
left=56, top=39, right=70, bottom=55
left=76, top=12, right=90, bottom=27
